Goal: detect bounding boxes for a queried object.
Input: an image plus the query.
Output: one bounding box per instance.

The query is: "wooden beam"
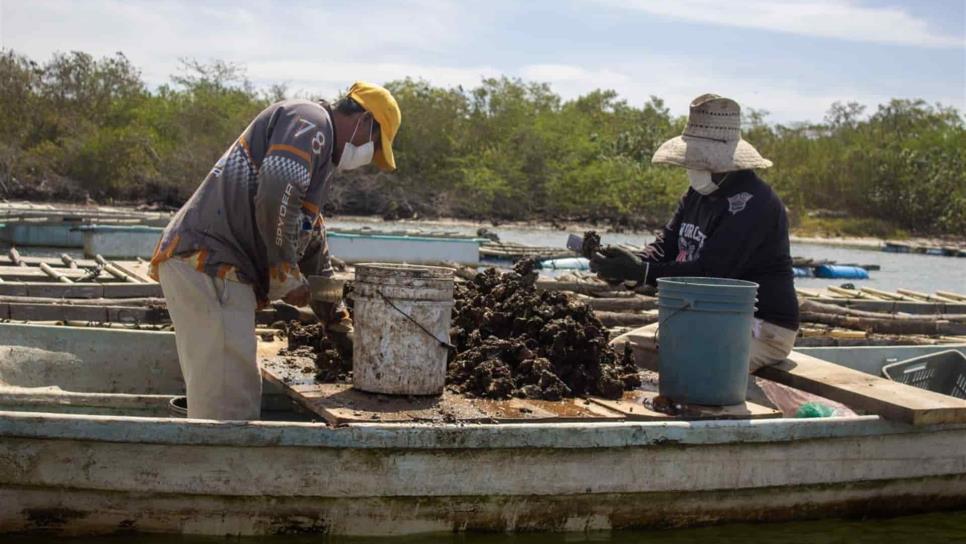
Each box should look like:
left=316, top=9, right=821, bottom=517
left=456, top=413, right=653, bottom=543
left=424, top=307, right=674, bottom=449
left=799, top=310, right=966, bottom=335
left=589, top=391, right=780, bottom=421
left=1, top=302, right=168, bottom=323
left=757, top=351, right=966, bottom=425
left=808, top=297, right=966, bottom=315
left=595, top=310, right=658, bottom=328
left=583, top=296, right=658, bottom=312
left=535, top=280, right=620, bottom=296
left=0, top=295, right=164, bottom=306
left=0, top=255, right=99, bottom=268
left=800, top=299, right=966, bottom=322
left=0, top=282, right=162, bottom=298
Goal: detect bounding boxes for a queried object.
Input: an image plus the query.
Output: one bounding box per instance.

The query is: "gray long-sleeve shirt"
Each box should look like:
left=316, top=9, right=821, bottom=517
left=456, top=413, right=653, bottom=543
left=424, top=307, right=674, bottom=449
left=150, top=99, right=335, bottom=303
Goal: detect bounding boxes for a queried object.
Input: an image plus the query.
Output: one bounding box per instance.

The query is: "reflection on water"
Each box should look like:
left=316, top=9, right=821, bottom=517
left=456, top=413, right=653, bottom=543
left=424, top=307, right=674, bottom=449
left=7, top=510, right=966, bottom=543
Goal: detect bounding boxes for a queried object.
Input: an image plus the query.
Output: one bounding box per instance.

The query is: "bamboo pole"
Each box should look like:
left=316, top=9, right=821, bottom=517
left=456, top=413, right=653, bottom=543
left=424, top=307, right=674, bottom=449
left=8, top=248, right=25, bottom=267
left=109, top=260, right=151, bottom=283
left=896, top=288, right=934, bottom=301
left=60, top=254, right=79, bottom=269
left=39, top=262, right=73, bottom=284
left=937, top=290, right=966, bottom=302
left=94, top=255, right=139, bottom=283
left=827, top=285, right=869, bottom=299
left=795, top=288, right=822, bottom=298
left=859, top=286, right=917, bottom=301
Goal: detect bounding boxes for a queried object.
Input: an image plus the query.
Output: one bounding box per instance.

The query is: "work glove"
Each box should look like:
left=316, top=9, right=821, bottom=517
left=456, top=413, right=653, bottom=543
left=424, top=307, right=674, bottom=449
left=313, top=300, right=354, bottom=359
left=590, top=246, right=646, bottom=283
left=282, top=283, right=311, bottom=307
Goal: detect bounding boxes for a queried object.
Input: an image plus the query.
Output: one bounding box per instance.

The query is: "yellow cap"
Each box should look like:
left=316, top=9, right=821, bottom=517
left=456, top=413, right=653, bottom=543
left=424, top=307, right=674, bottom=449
left=347, top=81, right=401, bottom=171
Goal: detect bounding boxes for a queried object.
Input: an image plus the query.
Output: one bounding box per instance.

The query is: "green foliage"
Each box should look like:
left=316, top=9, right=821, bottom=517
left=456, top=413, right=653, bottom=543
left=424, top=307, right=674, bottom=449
left=757, top=99, right=965, bottom=235
left=0, top=50, right=962, bottom=235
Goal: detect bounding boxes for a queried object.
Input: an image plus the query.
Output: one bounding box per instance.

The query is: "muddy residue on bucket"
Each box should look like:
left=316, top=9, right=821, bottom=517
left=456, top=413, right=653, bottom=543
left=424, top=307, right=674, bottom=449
left=448, top=260, right=641, bottom=400
left=281, top=322, right=352, bottom=382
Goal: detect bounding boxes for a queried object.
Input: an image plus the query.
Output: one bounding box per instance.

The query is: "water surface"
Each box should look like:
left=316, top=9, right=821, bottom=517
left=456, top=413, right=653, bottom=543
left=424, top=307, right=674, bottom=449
left=7, top=509, right=966, bottom=543
left=329, top=219, right=966, bottom=294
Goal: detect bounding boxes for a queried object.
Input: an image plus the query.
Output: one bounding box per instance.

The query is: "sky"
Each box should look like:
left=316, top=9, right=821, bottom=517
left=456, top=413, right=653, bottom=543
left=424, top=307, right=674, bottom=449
left=0, top=0, right=963, bottom=123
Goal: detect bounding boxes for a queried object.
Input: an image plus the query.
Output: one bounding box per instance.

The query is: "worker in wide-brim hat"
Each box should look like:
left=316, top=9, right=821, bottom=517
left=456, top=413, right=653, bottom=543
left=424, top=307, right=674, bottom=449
left=591, top=93, right=799, bottom=376
left=150, top=81, right=401, bottom=420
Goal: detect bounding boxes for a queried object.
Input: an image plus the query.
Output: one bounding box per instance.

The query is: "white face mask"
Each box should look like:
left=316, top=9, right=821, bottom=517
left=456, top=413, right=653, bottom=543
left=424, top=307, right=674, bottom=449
left=687, top=169, right=718, bottom=195
left=337, top=116, right=374, bottom=172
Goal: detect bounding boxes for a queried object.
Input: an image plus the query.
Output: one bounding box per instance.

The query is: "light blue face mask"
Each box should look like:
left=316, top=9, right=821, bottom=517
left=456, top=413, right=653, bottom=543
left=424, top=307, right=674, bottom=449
left=338, top=115, right=374, bottom=172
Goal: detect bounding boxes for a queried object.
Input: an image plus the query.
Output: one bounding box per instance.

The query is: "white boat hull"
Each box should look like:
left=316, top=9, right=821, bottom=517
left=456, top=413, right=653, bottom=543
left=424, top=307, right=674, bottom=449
left=2, top=323, right=966, bottom=536
left=2, top=412, right=966, bottom=535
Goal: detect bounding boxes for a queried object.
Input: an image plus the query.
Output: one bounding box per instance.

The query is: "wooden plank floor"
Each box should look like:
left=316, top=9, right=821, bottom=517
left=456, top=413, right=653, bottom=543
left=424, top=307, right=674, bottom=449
left=260, top=346, right=778, bottom=425
left=590, top=391, right=780, bottom=421
left=261, top=355, right=625, bottom=425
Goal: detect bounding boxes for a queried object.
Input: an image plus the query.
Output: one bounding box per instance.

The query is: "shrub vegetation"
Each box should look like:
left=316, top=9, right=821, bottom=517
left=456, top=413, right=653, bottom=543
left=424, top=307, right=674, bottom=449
left=1, top=50, right=962, bottom=235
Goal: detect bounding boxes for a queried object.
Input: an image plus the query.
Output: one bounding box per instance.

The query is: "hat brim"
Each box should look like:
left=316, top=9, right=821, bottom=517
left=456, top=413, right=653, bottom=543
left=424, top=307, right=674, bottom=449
left=373, top=130, right=395, bottom=171
left=651, top=135, right=772, bottom=171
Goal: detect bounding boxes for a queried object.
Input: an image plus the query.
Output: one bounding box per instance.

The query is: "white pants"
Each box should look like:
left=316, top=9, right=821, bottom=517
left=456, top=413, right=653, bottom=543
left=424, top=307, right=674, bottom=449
left=158, top=259, right=261, bottom=420
left=610, top=319, right=798, bottom=373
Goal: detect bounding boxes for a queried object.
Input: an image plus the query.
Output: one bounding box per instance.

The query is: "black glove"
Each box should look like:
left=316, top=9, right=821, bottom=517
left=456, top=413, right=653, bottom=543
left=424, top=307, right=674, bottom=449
left=590, top=246, right=646, bottom=283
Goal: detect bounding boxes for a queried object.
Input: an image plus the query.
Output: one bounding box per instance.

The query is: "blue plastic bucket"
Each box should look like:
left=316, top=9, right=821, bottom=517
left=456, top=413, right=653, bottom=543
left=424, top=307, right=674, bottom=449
left=657, top=277, right=759, bottom=406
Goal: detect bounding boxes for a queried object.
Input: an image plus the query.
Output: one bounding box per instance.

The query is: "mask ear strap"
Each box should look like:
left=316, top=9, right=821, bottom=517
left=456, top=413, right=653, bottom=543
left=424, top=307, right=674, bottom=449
left=348, top=115, right=363, bottom=143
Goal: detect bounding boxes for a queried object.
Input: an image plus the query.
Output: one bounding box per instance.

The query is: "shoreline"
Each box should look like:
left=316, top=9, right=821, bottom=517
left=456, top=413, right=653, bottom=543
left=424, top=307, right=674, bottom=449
left=328, top=214, right=965, bottom=251
left=2, top=201, right=963, bottom=251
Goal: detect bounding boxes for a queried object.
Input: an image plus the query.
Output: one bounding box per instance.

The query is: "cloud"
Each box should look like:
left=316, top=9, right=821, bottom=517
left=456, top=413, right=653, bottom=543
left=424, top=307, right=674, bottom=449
left=246, top=60, right=501, bottom=97
left=599, top=0, right=965, bottom=48
left=515, top=58, right=964, bottom=124
left=0, top=0, right=477, bottom=86
left=1, top=0, right=961, bottom=123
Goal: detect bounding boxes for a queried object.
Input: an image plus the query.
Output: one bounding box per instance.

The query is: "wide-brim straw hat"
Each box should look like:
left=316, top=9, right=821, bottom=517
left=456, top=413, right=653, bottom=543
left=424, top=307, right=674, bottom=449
left=652, top=94, right=772, bottom=172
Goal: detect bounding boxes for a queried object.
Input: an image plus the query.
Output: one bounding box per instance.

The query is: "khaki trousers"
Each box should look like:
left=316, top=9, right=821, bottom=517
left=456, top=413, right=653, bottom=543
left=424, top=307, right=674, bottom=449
left=610, top=318, right=798, bottom=373
left=158, top=259, right=261, bottom=420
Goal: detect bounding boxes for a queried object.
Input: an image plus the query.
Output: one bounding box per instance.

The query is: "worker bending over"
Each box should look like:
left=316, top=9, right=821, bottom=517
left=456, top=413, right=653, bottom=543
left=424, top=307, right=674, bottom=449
left=591, top=94, right=799, bottom=372
left=150, top=82, right=401, bottom=420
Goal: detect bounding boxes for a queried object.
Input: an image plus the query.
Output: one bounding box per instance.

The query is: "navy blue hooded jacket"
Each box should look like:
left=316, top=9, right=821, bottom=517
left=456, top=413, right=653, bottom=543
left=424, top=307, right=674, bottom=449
left=639, top=170, right=800, bottom=330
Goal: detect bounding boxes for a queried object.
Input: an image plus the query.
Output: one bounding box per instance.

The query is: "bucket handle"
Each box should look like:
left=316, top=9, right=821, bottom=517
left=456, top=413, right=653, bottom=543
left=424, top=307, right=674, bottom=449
left=652, top=298, right=693, bottom=344
left=375, top=289, right=456, bottom=352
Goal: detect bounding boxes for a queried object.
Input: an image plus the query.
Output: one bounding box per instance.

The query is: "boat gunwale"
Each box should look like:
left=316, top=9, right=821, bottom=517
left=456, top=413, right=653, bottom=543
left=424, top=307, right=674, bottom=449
left=1, top=409, right=961, bottom=450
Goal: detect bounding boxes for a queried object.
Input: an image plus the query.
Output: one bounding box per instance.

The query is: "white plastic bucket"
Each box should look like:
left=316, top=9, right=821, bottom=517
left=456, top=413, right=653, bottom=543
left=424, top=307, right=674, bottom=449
left=350, top=263, right=454, bottom=395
